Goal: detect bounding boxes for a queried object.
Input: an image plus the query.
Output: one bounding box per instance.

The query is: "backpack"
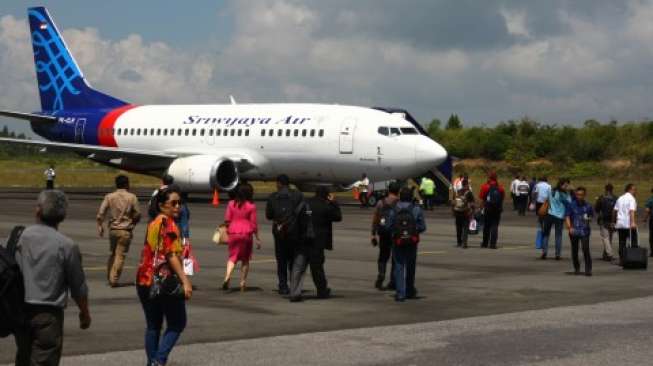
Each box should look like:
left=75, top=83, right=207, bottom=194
left=376, top=199, right=397, bottom=236
left=301, top=202, right=315, bottom=242
left=599, top=194, right=616, bottom=224
left=272, top=192, right=302, bottom=238
left=393, top=205, right=419, bottom=246
left=517, top=182, right=530, bottom=195
left=485, top=185, right=503, bottom=212
left=453, top=191, right=470, bottom=213
left=0, top=225, right=26, bottom=338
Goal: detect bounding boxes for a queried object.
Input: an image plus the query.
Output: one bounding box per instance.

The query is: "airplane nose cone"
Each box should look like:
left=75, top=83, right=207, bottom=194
left=415, top=138, right=447, bottom=169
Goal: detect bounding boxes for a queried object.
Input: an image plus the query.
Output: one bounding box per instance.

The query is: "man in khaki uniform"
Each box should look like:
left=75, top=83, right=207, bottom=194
left=96, top=175, right=141, bottom=287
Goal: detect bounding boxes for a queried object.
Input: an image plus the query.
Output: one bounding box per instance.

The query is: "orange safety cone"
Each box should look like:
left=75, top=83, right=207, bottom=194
left=212, top=189, right=220, bottom=207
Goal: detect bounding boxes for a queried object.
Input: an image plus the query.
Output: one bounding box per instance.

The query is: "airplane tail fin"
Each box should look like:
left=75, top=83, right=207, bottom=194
left=27, top=7, right=128, bottom=112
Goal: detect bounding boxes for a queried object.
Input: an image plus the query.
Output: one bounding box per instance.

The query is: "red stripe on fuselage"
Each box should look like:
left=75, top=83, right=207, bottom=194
left=97, top=104, right=137, bottom=147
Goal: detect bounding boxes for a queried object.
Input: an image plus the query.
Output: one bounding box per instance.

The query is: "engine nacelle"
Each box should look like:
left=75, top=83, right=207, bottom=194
left=166, top=155, right=239, bottom=192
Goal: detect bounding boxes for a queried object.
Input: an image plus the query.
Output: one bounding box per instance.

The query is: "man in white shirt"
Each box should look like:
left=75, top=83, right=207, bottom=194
left=613, top=183, right=638, bottom=265
left=510, top=175, right=520, bottom=211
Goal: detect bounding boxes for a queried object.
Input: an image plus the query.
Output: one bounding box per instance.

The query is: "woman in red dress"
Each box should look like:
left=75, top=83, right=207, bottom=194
left=222, top=184, right=261, bottom=291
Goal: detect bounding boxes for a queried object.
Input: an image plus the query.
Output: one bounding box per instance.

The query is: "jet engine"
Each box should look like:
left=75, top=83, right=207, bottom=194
left=166, top=155, right=239, bottom=192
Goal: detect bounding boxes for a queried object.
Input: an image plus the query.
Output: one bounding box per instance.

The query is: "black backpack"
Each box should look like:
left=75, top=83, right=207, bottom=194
left=272, top=192, right=302, bottom=238
left=0, top=225, right=26, bottom=338
left=599, top=194, right=616, bottom=224
left=393, top=205, right=419, bottom=246
left=376, top=200, right=397, bottom=236
left=485, top=185, right=503, bottom=212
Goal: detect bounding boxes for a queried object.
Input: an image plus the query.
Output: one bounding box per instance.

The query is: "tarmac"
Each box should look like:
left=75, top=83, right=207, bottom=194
left=1, top=189, right=653, bottom=365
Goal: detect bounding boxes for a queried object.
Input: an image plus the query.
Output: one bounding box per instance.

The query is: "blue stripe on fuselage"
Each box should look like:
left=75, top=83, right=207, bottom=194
left=31, top=109, right=109, bottom=145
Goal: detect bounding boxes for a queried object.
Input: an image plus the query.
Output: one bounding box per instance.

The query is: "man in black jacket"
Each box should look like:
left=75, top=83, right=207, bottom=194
left=266, top=174, right=304, bottom=295
left=289, top=186, right=342, bottom=301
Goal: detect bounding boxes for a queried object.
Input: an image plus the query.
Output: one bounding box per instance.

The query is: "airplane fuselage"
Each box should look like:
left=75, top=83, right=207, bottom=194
left=32, top=103, right=446, bottom=190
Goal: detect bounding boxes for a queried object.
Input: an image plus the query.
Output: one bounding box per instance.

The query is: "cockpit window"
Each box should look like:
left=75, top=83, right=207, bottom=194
left=400, top=127, right=418, bottom=135
left=378, top=127, right=389, bottom=136
left=390, top=128, right=401, bottom=136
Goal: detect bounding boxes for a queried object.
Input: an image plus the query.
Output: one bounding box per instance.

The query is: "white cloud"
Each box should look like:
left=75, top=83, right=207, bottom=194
left=2, top=0, right=653, bottom=137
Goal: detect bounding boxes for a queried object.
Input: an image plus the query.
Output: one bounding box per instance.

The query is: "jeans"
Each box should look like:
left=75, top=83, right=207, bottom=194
left=14, top=305, right=63, bottom=366
left=570, top=235, right=592, bottom=273
left=542, top=214, right=564, bottom=256
left=482, top=211, right=501, bottom=248
left=454, top=213, right=469, bottom=247
left=618, top=228, right=639, bottom=261
left=393, top=244, right=417, bottom=300
left=377, top=234, right=395, bottom=286
left=273, top=234, right=295, bottom=291
left=137, top=286, right=187, bottom=365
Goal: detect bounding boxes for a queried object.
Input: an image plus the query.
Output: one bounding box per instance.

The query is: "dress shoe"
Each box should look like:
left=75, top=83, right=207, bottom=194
left=540, top=253, right=547, bottom=260
left=316, top=288, right=332, bottom=299
left=221, top=280, right=230, bottom=291
left=585, top=272, right=592, bottom=277
left=289, top=296, right=303, bottom=302
left=278, top=287, right=290, bottom=295
left=385, top=282, right=396, bottom=291
left=555, top=256, right=561, bottom=261
left=374, top=278, right=383, bottom=290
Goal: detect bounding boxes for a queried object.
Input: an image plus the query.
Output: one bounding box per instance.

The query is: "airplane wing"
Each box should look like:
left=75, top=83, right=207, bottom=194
left=0, top=110, right=57, bottom=124
left=0, top=137, right=177, bottom=161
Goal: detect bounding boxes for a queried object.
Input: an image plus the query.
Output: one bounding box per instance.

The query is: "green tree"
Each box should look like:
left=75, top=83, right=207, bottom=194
left=446, top=114, right=462, bottom=130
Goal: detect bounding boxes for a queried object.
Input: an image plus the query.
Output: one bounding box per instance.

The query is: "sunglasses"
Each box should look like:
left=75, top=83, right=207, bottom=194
left=167, top=200, right=181, bottom=207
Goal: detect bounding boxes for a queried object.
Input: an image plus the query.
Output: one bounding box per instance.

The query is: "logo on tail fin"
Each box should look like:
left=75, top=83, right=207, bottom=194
left=27, top=7, right=127, bottom=112
left=29, top=8, right=83, bottom=112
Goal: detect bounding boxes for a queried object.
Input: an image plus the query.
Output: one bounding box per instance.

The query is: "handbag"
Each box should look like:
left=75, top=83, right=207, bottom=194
left=212, top=224, right=229, bottom=245
left=537, top=200, right=549, bottom=217
left=468, top=218, right=478, bottom=235
left=148, top=223, right=184, bottom=300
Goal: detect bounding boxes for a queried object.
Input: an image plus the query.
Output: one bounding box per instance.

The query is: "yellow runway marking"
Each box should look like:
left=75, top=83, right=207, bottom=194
left=84, top=265, right=136, bottom=272
left=419, top=250, right=448, bottom=255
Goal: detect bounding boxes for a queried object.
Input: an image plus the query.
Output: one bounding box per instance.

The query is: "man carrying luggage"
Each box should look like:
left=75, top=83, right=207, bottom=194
left=613, top=183, right=638, bottom=266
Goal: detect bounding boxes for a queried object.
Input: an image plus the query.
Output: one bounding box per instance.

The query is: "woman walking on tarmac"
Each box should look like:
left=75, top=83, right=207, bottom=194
left=136, top=185, right=193, bottom=366
left=541, top=178, right=572, bottom=260
left=222, top=183, right=261, bottom=291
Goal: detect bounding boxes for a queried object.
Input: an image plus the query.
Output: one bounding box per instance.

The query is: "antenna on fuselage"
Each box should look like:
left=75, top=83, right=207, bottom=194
left=229, top=95, right=237, bottom=105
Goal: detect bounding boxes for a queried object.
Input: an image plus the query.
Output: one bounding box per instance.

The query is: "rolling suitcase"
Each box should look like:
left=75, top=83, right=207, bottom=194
left=623, top=230, right=648, bottom=270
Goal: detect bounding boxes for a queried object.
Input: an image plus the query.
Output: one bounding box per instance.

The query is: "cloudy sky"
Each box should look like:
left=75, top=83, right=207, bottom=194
left=1, top=0, right=652, bottom=135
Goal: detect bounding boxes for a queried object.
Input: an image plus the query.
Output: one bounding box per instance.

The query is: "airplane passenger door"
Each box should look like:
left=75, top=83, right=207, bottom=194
left=74, top=118, right=86, bottom=144
left=339, top=119, right=355, bottom=154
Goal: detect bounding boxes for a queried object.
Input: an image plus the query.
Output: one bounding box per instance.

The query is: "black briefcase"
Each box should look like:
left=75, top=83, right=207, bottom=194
left=623, top=247, right=648, bottom=270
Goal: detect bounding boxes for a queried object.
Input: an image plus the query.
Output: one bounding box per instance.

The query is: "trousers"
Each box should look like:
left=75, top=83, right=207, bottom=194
left=273, top=234, right=295, bottom=291
left=570, top=235, right=592, bottom=273
left=14, top=305, right=64, bottom=366
left=377, top=234, right=395, bottom=285
left=290, top=245, right=329, bottom=298
left=108, top=229, right=133, bottom=285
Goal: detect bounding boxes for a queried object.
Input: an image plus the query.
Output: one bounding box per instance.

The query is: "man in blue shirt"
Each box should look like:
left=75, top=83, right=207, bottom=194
left=566, top=187, right=594, bottom=276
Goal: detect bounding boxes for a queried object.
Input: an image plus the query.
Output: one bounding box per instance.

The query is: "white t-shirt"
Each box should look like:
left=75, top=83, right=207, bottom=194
left=510, top=179, right=520, bottom=195
left=358, top=177, right=370, bottom=193
left=614, top=192, right=637, bottom=229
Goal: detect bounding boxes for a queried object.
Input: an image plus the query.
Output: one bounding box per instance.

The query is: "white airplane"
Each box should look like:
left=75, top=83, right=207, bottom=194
left=0, top=7, right=447, bottom=193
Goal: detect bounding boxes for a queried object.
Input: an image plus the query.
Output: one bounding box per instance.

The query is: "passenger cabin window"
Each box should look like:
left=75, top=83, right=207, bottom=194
left=209, top=129, right=213, bottom=136
left=390, top=128, right=400, bottom=137
left=170, top=129, right=174, bottom=136
left=185, top=129, right=189, bottom=136
left=302, top=129, right=307, bottom=137
left=245, top=129, right=250, bottom=137
left=178, top=129, right=182, bottom=136
left=200, top=129, right=205, bottom=136
left=192, top=129, right=197, bottom=136
left=277, top=129, right=282, bottom=137
left=117, top=128, right=121, bottom=136
left=310, top=129, right=315, bottom=137
left=261, top=129, right=266, bottom=137
left=286, top=129, right=291, bottom=137
left=237, top=129, right=242, bottom=137
left=400, top=127, right=418, bottom=135
left=163, top=129, right=168, bottom=136
left=156, top=129, right=161, bottom=136
left=230, top=129, right=235, bottom=136
left=136, top=128, right=141, bottom=136
left=319, top=129, right=324, bottom=137
left=269, top=129, right=274, bottom=137
left=150, top=128, right=155, bottom=136
left=216, top=129, right=221, bottom=136
left=223, top=129, right=228, bottom=136
left=378, top=127, right=389, bottom=136
left=293, top=129, right=299, bottom=137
